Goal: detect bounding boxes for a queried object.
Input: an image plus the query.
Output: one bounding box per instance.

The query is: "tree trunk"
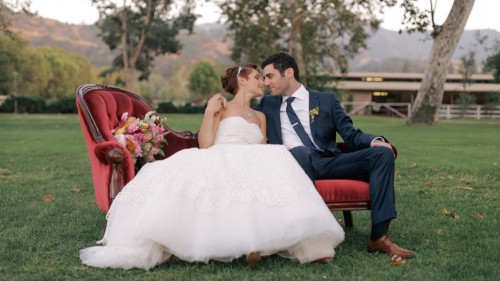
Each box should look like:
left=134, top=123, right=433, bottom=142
left=119, top=10, right=136, bottom=91
left=407, top=0, right=475, bottom=125
left=118, top=0, right=153, bottom=92
left=286, top=0, right=307, bottom=85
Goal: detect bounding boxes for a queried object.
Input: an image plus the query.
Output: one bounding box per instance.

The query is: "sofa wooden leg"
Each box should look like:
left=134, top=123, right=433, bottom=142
left=343, top=211, right=353, bottom=230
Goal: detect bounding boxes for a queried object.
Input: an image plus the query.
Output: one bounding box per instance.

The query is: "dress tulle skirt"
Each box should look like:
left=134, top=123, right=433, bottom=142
left=80, top=142, right=344, bottom=270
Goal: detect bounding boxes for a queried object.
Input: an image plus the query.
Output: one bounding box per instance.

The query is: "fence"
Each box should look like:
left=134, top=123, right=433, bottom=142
left=341, top=102, right=500, bottom=120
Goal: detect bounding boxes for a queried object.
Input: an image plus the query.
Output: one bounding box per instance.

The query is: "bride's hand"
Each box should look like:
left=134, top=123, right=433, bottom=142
left=205, top=93, right=227, bottom=115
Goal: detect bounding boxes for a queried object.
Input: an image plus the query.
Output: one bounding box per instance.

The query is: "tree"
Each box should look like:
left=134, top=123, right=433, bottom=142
left=91, top=0, right=197, bottom=91
left=36, top=47, right=93, bottom=99
left=406, top=0, right=475, bottom=125
left=216, top=0, right=405, bottom=87
left=188, top=61, right=222, bottom=99
left=484, top=44, right=500, bottom=82
left=0, top=0, right=33, bottom=34
left=0, top=33, right=51, bottom=96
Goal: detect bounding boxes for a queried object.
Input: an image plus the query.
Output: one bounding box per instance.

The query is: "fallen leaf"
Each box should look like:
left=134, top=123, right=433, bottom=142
left=449, top=211, right=459, bottom=220
left=0, top=168, right=11, bottom=173
left=71, top=187, right=81, bottom=192
left=417, top=189, right=426, bottom=194
left=410, top=162, right=417, bottom=168
left=20, top=140, right=27, bottom=144
left=474, top=211, right=484, bottom=220
left=337, top=218, right=343, bottom=225
left=424, top=181, right=432, bottom=186
left=442, top=208, right=459, bottom=220
left=391, top=255, right=406, bottom=265
left=456, top=186, right=473, bottom=190
left=43, top=194, right=55, bottom=202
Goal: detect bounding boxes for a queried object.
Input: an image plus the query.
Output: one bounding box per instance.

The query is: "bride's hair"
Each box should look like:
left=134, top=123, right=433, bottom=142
left=221, top=64, right=257, bottom=95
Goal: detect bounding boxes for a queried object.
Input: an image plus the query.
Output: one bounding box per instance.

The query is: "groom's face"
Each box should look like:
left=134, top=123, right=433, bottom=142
left=262, top=64, right=289, bottom=96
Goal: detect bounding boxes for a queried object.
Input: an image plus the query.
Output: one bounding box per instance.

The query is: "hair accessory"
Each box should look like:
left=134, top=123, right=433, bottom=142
left=236, top=66, right=242, bottom=77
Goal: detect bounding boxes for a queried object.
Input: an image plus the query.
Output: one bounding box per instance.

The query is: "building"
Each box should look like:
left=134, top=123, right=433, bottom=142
left=328, top=72, right=500, bottom=105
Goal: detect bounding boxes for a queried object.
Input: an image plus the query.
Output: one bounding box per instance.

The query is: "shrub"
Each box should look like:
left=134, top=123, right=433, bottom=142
left=0, top=96, right=47, bottom=113
left=156, top=101, right=205, bottom=114
left=156, top=102, right=179, bottom=113
left=47, top=97, right=77, bottom=113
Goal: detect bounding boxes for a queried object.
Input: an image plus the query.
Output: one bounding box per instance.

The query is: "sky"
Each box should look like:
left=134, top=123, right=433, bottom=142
left=24, top=0, right=500, bottom=32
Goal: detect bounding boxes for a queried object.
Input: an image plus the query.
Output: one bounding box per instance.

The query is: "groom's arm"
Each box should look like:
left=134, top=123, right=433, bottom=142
left=328, top=93, right=379, bottom=150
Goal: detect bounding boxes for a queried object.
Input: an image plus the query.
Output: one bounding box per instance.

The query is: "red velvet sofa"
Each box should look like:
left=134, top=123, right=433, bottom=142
left=76, top=84, right=392, bottom=229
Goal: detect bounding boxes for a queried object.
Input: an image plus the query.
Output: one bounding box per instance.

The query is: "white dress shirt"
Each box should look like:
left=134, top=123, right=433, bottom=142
left=281, top=85, right=382, bottom=150
left=280, top=85, right=319, bottom=149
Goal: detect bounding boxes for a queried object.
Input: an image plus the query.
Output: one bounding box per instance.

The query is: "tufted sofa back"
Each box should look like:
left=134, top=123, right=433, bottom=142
left=77, top=85, right=154, bottom=143
left=76, top=84, right=199, bottom=211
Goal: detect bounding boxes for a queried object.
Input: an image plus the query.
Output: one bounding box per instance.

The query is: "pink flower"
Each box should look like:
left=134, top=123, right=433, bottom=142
left=112, top=111, right=168, bottom=164
left=144, top=132, right=153, bottom=142
left=127, top=122, right=139, bottom=133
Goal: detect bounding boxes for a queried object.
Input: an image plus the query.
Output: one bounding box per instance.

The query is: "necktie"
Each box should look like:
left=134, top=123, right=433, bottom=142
left=286, top=97, right=316, bottom=149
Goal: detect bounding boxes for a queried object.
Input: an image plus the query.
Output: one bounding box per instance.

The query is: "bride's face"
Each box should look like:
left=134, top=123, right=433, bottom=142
left=243, top=69, right=265, bottom=98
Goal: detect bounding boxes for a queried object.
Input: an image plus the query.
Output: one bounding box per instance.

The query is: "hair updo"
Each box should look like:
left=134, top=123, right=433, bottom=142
left=220, top=64, right=257, bottom=95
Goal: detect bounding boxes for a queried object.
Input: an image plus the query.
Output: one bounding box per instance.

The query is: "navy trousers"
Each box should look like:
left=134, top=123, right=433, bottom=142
left=290, top=146, right=397, bottom=226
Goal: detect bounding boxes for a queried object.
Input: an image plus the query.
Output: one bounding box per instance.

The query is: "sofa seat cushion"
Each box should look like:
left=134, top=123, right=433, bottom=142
left=315, top=179, right=370, bottom=203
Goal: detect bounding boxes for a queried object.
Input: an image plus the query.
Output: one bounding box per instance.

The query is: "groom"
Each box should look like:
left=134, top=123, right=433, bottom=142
left=257, top=52, right=416, bottom=259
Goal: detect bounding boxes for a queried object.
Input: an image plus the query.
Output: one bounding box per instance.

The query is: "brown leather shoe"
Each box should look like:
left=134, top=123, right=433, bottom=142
left=314, top=257, right=333, bottom=264
left=246, top=252, right=261, bottom=268
left=368, top=235, right=416, bottom=259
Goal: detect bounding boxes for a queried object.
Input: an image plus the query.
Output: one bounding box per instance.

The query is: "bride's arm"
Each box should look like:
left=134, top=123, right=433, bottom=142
left=256, top=111, right=267, bottom=144
left=198, top=94, right=227, bottom=148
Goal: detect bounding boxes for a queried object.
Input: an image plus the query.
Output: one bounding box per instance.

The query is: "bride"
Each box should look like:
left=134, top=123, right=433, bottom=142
left=80, top=64, right=345, bottom=270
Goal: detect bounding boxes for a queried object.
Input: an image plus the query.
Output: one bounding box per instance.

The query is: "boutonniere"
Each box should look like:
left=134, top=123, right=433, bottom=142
left=309, top=107, right=319, bottom=123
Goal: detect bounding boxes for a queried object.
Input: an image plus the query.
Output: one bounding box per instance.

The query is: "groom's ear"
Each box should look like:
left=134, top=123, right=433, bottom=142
left=284, top=68, right=294, bottom=80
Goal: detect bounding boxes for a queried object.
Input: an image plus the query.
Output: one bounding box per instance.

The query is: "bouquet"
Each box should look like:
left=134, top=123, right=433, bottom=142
left=112, top=111, right=168, bottom=166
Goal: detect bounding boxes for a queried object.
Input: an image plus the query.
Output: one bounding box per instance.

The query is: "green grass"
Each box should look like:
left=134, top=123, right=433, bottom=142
left=0, top=113, right=499, bottom=281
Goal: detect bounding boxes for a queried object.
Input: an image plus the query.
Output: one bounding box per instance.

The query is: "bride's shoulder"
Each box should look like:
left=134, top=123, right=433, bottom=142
left=254, top=110, right=266, bottom=120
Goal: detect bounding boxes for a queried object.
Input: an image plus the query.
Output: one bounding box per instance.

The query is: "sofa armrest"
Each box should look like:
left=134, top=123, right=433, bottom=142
left=94, top=141, right=128, bottom=164
left=94, top=141, right=135, bottom=200
left=161, top=129, right=199, bottom=159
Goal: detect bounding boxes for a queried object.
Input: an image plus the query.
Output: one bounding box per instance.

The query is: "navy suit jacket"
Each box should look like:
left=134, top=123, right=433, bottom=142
left=258, top=90, right=380, bottom=157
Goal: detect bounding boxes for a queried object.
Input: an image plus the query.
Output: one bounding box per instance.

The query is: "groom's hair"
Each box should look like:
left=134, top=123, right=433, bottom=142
left=261, top=52, right=300, bottom=82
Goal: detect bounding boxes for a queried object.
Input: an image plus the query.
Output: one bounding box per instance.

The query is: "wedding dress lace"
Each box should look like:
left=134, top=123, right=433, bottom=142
left=80, top=116, right=344, bottom=269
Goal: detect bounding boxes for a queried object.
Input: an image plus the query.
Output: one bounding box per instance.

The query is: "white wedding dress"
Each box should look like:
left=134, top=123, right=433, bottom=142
left=80, top=116, right=344, bottom=270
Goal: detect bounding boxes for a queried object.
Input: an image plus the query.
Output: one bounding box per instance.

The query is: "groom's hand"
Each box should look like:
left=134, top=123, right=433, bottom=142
left=371, top=139, right=395, bottom=158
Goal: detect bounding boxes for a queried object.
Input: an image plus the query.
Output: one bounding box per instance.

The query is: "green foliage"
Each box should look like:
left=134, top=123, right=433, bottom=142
left=0, top=96, right=46, bottom=113
left=156, top=101, right=178, bottom=113
left=0, top=34, right=94, bottom=99
left=484, top=50, right=500, bottom=82
left=0, top=34, right=50, bottom=96
left=0, top=114, right=499, bottom=280
left=217, top=0, right=427, bottom=82
left=0, top=96, right=77, bottom=114
left=188, top=61, right=222, bottom=98
left=46, top=97, right=78, bottom=113
left=36, top=47, right=93, bottom=98
left=156, top=101, right=205, bottom=114
left=484, top=91, right=500, bottom=106
left=455, top=92, right=476, bottom=118
left=91, top=0, right=197, bottom=87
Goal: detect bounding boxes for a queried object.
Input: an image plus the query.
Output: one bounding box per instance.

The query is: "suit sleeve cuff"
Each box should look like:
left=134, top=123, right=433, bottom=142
left=370, top=137, right=385, bottom=146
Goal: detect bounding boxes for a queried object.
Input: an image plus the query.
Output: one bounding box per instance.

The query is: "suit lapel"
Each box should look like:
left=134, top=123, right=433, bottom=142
left=309, top=91, right=319, bottom=138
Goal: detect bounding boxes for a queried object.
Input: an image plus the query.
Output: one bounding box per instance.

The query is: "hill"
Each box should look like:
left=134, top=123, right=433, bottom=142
left=9, top=12, right=500, bottom=75
left=353, top=28, right=500, bottom=72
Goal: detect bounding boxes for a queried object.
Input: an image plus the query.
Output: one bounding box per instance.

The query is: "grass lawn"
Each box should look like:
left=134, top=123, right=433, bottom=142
left=0, top=113, right=499, bottom=281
